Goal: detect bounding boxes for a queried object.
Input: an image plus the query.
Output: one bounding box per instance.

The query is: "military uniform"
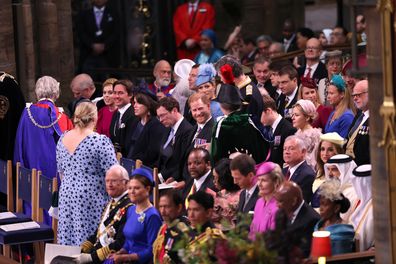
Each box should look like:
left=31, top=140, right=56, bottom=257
left=153, top=217, right=190, bottom=264
left=81, top=193, right=133, bottom=263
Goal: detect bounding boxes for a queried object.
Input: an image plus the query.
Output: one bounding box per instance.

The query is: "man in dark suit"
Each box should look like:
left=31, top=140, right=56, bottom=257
left=283, top=135, right=316, bottom=203
left=297, top=38, right=327, bottom=82
left=346, top=80, right=370, bottom=165
left=230, top=154, right=259, bottom=215
left=157, top=97, right=193, bottom=188
left=240, top=37, right=258, bottom=65
left=76, top=165, right=133, bottom=263
left=276, top=65, right=299, bottom=122
left=77, top=0, right=119, bottom=81
left=252, top=56, right=278, bottom=100
left=281, top=19, right=298, bottom=53
left=182, top=148, right=216, bottom=204
left=261, top=95, right=296, bottom=167
left=109, top=79, right=136, bottom=157
left=274, top=181, right=320, bottom=257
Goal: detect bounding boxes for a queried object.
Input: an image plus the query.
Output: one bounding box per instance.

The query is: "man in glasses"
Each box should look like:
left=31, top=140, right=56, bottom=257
left=297, top=38, right=327, bottom=82
left=346, top=80, right=370, bottom=165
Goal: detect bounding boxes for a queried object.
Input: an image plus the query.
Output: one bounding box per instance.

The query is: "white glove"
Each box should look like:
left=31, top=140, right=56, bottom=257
left=73, top=253, right=93, bottom=264
left=185, top=39, right=196, bottom=49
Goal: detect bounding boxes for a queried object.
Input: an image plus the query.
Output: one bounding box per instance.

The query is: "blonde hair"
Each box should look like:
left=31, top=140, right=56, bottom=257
left=73, top=102, right=97, bottom=128
left=102, top=78, right=118, bottom=89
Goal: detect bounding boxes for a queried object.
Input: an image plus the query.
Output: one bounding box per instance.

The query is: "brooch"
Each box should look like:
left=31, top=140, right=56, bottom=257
left=138, top=212, right=145, bottom=223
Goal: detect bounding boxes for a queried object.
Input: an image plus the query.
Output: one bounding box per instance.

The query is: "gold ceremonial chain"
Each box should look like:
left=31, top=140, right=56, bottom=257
left=26, top=104, right=62, bottom=129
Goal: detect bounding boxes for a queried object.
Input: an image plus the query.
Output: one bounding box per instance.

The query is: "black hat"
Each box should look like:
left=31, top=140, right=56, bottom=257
left=352, top=164, right=371, bottom=177
left=214, top=83, right=242, bottom=105
left=133, top=83, right=158, bottom=102
left=326, top=154, right=353, bottom=164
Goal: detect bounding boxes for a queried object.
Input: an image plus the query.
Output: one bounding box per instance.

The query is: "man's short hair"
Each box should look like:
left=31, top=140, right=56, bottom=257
left=160, top=189, right=183, bottom=207
left=230, top=154, right=256, bottom=176
left=189, top=148, right=211, bottom=163
left=269, top=60, right=291, bottom=72
left=279, top=65, right=298, bottom=80
left=188, top=92, right=211, bottom=106
left=157, top=96, right=180, bottom=112
left=215, top=55, right=243, bottom=78
left=285, top=135, right=307, bottom=151
left=107, top=164, right=129, bottom=181
left=113, top=79, right=134, bottom=96
left=262, top=94, right=277, bottom=111
left=253, top=56, right=271, bottom=67
left=297, top=27, right=315, bottom=39
left=242, top=37, right=256, bottom=46
left=256, top=35, right=272, bottom=45
left=187, top=191, right=214, bottom=210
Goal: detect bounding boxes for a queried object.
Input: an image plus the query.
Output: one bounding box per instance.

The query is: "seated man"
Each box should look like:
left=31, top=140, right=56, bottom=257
left=230, top=154, right=259, bottom=215
left=274, top=181, right=320, bottom=257
left=187, top=191, right=225, bottom=260
left=148, top=60, right=174, bottom=99
left=153, top=190, right=190, bottom=264
left=75, top=165, right=133, bottom=263
left=283, top=135, right=315, bottom=203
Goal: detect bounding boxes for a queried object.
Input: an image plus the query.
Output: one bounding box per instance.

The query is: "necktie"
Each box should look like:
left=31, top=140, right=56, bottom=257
left=348, top=113, right=364, bottom=138
left=285, top=169, right=291, bottom=180
left=305, top=67, right=312, bottom=78
left=284, top=96, right=290, bottom=108
left=95, top=9, right=104, bottom=28
left=243, top=191, right=251, bottom=211
left=163, top=128, right=175, bottom=149
left=192, top=126, right=202, bottom=146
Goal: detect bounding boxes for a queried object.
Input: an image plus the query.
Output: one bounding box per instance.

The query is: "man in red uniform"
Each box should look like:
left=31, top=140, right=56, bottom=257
left=173, top=0, right=215, bottom=60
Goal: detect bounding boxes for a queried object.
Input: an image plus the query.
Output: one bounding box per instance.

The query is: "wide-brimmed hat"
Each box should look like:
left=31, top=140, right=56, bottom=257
left=214, top=83, right=242, bottom=105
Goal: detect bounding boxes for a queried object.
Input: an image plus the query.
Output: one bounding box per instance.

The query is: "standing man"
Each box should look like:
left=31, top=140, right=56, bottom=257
left=346, top=80, right=370, bottom=165
left=76, top=165, right=133, bottom=264
left=281, top=19, right=298, bottom=53
left=109, top=79, right=136, bottom=156
left=230, top=154, right=259, bottom=214
left=173, top=0, right=215, bottom=60
left=282, top=136, right=316, bottom=203
left=252, top=56, right=277, bottom=99
left=157, top=97, right=193, bottom=186
left=148, top=60, right=174, bottom=99
left=274, top=181, right=320, bottom=257
left=240, top=38, right=258, bottom=65
left=184, top=64, right=200, bottom=126
left=261, top=95, right=296, bottom=167
left=77, top=0, right=119, bottom=81
left=297, top=38, right=327, bottom=82
left=276, top=65, right=299, bottom=121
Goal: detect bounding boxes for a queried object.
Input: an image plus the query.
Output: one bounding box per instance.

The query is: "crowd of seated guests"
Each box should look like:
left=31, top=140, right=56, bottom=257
left=7, top=11, right=376, bottom=263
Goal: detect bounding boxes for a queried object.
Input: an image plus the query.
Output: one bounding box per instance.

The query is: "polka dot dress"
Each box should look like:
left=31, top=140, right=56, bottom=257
left=56, top=132, right=117, bottom=245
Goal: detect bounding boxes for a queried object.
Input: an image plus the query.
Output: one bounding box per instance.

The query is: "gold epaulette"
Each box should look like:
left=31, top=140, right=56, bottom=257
left=81, top=240, right=94, bottom=253
left=246, top=84, right=253, bottom=96
left=96, top=246, right=112, bottom=261
left=177, top=221, right=189, bottom=233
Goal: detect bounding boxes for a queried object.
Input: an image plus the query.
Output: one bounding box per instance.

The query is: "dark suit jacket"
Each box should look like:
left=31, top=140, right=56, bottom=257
left=158, top=118, right=193, bottom=182
left=297, top=62, right=327, bottom=83
left=284, top=34, right=298, bottom=53
left=238, top=80, right=264, bottom=129
left=287, top=202, right=320, bottom=257
left=109, top=106, right=136, bottom=157
left=276, top=89, right=299, bottom=122
left=285, top=161, right=315, bottom=203
left=347, top=115, right=370, bottom=166
left=269, top=118, right=296, bottom=167
left=127, top=117, right=166, bottom=168
left=237, top=186, right=259, bottom=214
left=182, top=171, right=216, bottom=202
left=187, top=118, right=214, bottom=150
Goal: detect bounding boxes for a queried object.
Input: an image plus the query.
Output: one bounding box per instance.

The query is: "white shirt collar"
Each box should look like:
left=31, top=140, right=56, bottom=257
left=304, top=62, right=319, bottom=78
left=118, top=103, right=131, bottom=119
left=286, top=87, right=298, bottom=106
left=194, top=169, right=211, bottom=191
left=271, top=114, right=282, bottom=132
left=93, top=6, right=105, bottom=13
left=172, top=116, right=184, bottom=134
left=197, top=116, right=212, bottom=129
left=360, top=110, right=369, bottom=125
left=289, top=160, right=306, bottom=179
left=246, top=183, right=258, bottom=196
left=291, top=200, right=304, bottom=224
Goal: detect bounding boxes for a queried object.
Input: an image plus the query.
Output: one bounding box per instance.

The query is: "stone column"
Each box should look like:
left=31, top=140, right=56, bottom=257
left=0, top=0, right=17, bottom=76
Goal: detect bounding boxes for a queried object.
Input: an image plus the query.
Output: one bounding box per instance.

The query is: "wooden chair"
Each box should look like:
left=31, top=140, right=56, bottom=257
left=0, top=163, right=54, bottom=263
left=152, top=168, right=159, bottom=210
left=0, top=159, right=14, bottom=212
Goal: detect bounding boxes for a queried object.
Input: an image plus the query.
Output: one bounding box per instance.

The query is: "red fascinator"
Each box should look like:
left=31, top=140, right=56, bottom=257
left=220, top=64, right=235, bottom=85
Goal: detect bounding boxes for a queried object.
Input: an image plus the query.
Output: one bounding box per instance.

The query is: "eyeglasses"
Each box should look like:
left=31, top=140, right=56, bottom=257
left=351, top=91, right=368, bottom=98
left=305, top=46, right=320, bottom=51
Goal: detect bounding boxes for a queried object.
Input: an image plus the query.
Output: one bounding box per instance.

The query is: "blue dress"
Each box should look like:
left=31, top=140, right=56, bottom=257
left=194, top=48, right=225, bottom=64
left=210, top=101, right=224, bottom=121
left=56, top=132, right=117, bottom=245
left=324, top=109, right=354, bottom=138
left=121, top=206, right=162, bottom=263
left=314, top=220, right=355, bottom=255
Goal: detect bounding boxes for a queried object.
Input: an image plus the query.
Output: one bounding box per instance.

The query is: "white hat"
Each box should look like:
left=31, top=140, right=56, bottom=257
left=174, top=59, right=195, bottom=79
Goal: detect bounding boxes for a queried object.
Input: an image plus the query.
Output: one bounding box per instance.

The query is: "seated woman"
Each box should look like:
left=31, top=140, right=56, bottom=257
left=311, top=132, right=345, bottom=212
left=106, top=168, right=162, bottom=264
left=127, top=90, right=166, bottom=168
left=299, top=77, right=332, bottom=130
left=195, top=63, right=224, bottom=120
left=324, top=74, right=355, bottom=138
left=211, top=158, right=241, bottom=230
left=291, top=99, right=322, bottom=169
left=315, top=180, right=355, bottom=255
left=317, top=50, right=343, bottom=105
left=249, top=162, right=284, bottom=240
left=324, top=154, right=358, bottom=222
left=194, top=29, right=225, bottom=64
left=97, top=78, right=117, bottom=137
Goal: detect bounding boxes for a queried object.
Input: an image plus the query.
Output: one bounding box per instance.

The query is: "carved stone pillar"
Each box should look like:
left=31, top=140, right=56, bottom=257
left=0, top=1, right=17, bottom=76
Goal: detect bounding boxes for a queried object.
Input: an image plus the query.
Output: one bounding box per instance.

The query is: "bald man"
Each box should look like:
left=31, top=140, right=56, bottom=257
left=346, top=80, right=370, bottom=165
left=148, top=60, right=174, bottom=99
left=274, top=181, right=319, bottom=257
left=297, top=38, right=327, bottom=81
